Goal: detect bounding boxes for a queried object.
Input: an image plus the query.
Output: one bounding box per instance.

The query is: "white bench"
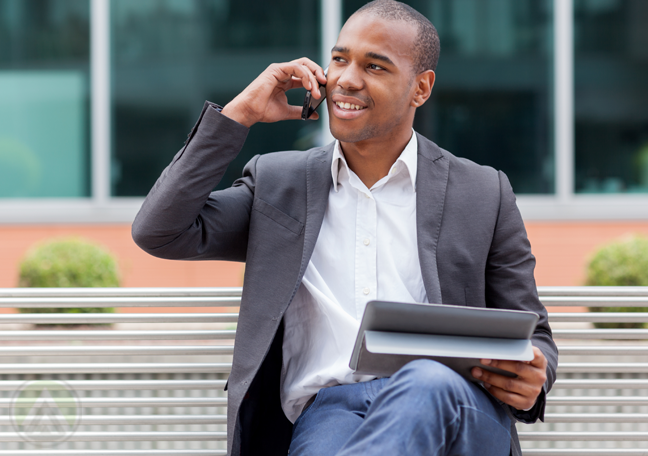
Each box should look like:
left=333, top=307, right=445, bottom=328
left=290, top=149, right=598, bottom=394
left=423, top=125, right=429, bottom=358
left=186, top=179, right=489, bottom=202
left=1, top=286, right=648, bottom=455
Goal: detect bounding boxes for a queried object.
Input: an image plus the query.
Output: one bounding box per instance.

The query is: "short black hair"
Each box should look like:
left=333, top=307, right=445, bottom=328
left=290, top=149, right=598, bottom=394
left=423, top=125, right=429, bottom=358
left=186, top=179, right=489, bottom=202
left=354, top=0, right=440, bottom=74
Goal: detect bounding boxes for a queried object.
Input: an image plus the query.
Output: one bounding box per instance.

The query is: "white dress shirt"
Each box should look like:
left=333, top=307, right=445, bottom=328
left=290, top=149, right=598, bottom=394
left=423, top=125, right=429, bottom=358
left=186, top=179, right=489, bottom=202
left=280, top=132, right=428, bottom=423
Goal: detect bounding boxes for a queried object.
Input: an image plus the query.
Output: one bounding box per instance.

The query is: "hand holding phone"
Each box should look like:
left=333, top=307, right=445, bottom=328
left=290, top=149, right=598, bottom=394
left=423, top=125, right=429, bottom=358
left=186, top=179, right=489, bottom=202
left=302, top=67, right=328, bottom=120
left=220, top=58, right=326, bottom=128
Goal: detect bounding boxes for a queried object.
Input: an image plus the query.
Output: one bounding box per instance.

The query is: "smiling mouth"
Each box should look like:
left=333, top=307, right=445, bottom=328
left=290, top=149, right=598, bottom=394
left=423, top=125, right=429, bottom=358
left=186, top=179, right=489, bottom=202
left=335, top=101, right=367, bottom=111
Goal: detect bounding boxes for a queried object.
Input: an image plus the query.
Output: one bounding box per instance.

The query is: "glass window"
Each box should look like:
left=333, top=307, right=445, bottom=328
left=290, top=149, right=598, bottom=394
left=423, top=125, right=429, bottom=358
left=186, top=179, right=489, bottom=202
left=574, top=0, right=648, bottom=193
left=343, top=0, right=555, bottom=194
left=111, top=0, right=320, bottom=196
left=0, top=0, right=90, bottom=198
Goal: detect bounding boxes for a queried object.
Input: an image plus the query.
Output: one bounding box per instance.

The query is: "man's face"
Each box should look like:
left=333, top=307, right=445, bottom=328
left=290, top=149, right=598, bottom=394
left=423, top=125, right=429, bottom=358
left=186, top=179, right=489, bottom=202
left=326, top=13, right=419, bottom=144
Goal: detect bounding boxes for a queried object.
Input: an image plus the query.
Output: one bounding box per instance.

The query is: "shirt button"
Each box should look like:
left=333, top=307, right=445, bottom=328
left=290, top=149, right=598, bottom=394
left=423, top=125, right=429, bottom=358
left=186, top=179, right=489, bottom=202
left=364, top=193, right=371, bottom=199
left=363, top=288, right=370, bottom=295
left=363, top=238, right=370, bottom=246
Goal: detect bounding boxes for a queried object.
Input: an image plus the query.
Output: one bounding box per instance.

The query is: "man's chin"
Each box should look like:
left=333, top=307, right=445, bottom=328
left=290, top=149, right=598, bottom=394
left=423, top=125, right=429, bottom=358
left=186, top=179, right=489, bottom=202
left=329, top=124, right=378, bottom=144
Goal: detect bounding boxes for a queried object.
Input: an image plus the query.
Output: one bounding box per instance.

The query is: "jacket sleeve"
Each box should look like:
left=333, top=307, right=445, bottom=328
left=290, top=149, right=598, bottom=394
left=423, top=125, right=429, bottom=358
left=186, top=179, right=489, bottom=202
left=485, top=171, right=559, bottom=423
left=131, top=101, right=256, bottom=262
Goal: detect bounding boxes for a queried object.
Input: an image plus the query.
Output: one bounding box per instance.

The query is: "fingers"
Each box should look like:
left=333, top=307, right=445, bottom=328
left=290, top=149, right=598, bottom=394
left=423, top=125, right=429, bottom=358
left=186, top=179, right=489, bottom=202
left=313, top=65, right=327, bottom=86
left=291, top=58, right=326, bottom=97
left=479, top=348, right=547, bottom=380
left=472, top=348, right=548, bottom=410
left=223, top=58, right=324, bottom=126
left=481, top=383, right=535, bottom=410
left=294, top=57, right=327, bottom=88
left=472, top=366, right=542, bottom=410
left=472, top=366, right=541, bottom=398
left=271, top=58, right=324, bottom=96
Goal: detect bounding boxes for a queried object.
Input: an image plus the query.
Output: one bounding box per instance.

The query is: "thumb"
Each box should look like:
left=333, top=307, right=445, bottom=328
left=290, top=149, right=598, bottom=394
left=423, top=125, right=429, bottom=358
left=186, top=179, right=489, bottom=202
left=530, top=347, right=546, bottom=368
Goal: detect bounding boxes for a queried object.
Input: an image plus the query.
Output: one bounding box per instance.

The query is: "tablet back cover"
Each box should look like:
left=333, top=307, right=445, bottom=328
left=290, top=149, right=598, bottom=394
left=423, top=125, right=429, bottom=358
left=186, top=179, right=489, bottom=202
left=349, top=301, right=539, bottom=379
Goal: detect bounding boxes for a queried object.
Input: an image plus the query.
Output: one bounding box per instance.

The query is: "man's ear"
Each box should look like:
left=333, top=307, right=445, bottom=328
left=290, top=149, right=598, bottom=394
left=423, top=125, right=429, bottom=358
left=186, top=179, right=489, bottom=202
left=411, top=70, right=435, bottom=108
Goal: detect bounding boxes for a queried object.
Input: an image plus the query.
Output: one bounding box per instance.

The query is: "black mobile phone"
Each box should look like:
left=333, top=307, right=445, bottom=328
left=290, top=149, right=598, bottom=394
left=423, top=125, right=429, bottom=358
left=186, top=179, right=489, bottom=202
left=301, top=67, right=328, bottom=120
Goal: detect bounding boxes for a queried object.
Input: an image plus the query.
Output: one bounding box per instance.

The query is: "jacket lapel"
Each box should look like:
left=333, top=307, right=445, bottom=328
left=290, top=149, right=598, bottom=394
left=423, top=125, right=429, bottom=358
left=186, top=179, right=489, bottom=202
left=415, top=133, right=449, bottom=304
left=290, top=143, right=334, bottom=301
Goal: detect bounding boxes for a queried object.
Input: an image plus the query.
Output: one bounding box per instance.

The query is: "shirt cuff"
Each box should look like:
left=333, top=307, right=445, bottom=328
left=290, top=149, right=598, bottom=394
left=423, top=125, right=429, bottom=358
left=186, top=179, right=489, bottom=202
left=207, top=101, right=224, bottom=113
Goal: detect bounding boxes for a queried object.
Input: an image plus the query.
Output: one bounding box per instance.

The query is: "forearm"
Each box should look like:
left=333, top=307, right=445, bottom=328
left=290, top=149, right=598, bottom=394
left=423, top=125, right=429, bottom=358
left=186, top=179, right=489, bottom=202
left=486, top=171, right=558, bottom=420
left=132, top=102, right=250, bottom=259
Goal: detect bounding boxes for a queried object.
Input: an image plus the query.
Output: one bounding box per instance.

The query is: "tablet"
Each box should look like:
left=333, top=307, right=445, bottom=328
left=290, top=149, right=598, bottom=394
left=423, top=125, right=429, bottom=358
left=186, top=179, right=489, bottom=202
left=349, top=301, right=539, bottom=380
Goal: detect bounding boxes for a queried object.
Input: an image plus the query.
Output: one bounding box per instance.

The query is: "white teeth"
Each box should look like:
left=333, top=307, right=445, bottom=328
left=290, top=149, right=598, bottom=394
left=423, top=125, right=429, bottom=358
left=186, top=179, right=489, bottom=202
left=336, top=101, right=365, bottom=110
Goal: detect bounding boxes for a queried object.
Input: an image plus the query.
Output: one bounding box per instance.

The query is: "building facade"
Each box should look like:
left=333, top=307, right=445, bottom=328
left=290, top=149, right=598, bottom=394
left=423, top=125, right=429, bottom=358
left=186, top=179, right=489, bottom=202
left=1, top=0, right=647, bottom=288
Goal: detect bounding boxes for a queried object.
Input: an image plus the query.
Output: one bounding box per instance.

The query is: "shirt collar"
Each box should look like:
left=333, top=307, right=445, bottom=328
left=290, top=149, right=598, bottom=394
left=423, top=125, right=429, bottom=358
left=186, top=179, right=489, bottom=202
left=331, top=130, right=418, bottom=192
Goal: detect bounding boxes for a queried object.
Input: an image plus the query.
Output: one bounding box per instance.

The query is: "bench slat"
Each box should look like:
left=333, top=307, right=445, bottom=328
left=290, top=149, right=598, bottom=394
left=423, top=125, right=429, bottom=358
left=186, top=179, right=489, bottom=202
left=0, top=397, right=227, bottom=407
left=541, top=297, right=648, bottom=306
left=552, top=329, right=648, bottom=339
left=0, top=452, right=226, bottom=456
left=555, top=346, right=648, bottom=356
left=0, top=380, right=226, bottom=390
left=0, top=297, right=241, bottom=308
left=544, top=413, right=648, bottom=423
left=520, top=431, right=648, bottom=441
left=0, top=363, right=231, bottom=374
left=0, top=432, right=226, bottom=442
left=0, top=415, right=226, bottom=425
left=0, top=346, right=234, bottom=356
left=0, top=313, right=239, bottom=324
left=554, top=379, right=648, bottom=388
left=550, top=312, right=648, bottom=322
left=0, top=330, right=235, bottom=340
left=547, top=396, right=648, bottom=406
left=558, top=363, right=648, bottom=373
left=522, top=451, right=648, bottom=456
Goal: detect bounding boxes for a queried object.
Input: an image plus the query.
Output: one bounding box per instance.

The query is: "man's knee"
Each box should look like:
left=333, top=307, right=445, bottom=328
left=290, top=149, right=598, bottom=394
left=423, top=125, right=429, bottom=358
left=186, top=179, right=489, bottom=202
left=395, top=359, right=466, bottom=388
left=392, top=359, right=469, bottom=399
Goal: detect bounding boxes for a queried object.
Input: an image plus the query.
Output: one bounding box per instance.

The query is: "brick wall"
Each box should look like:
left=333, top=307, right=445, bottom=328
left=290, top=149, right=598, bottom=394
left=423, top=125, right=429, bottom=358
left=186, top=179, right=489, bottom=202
left=0, top=225, right=245, bottom=289
left=2, top=221, right=648, bottom=290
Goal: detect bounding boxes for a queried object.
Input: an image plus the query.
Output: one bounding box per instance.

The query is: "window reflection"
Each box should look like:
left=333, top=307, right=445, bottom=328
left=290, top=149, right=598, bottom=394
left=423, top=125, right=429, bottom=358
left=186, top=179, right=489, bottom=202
left=111, top=0, right=320, bottom=196
left=574, top=0, right=648, bottom=193
left=0, top=0, right=90, bottom=198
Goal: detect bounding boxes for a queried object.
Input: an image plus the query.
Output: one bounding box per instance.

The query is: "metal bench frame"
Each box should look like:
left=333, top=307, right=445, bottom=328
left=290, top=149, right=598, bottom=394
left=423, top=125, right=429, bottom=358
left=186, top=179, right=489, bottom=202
left=1, top=286, right=648, bottom=455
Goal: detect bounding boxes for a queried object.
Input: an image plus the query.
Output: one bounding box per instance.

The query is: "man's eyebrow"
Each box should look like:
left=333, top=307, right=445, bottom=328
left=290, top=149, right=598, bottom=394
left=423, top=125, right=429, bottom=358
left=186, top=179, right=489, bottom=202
left=365, top=52, right=395, bottom=66
left=331, top=47, right=395, bottom=67
left=331, top=46, right=349, bottom=54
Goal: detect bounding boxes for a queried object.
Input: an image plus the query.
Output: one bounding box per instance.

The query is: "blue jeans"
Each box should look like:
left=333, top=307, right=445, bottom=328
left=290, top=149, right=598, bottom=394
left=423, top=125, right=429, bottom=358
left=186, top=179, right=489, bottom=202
left=289, top=360, right=511, bottom=456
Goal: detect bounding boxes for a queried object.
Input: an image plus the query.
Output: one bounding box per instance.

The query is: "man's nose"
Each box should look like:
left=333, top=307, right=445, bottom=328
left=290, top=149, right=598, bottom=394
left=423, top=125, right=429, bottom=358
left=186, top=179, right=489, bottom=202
left=337, top=64, right=364, bottom=91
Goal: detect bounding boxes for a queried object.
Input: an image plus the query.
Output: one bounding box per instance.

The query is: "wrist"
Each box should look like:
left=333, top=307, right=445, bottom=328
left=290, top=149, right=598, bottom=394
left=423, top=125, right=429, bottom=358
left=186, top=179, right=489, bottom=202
left=221, top=101, right=255, bottom=128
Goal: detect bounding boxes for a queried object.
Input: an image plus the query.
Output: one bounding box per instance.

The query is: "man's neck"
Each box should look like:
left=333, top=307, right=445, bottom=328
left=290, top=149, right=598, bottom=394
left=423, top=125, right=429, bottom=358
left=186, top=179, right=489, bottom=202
left=339, top=129, right=414, bottom=189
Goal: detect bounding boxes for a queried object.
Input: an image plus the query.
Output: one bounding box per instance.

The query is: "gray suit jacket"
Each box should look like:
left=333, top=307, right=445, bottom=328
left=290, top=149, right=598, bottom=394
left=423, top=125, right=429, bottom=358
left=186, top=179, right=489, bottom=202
left=133, top=102, right=558, bottom=456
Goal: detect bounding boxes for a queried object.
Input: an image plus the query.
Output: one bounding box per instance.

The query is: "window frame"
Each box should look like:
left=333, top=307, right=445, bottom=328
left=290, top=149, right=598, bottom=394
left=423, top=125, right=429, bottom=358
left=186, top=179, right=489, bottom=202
left=2, top=0, right=648, bottom=223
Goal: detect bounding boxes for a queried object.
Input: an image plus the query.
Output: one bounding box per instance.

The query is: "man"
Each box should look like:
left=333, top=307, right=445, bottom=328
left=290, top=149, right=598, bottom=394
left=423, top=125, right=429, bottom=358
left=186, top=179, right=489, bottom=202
left=132, top=1, right=558, bottom=455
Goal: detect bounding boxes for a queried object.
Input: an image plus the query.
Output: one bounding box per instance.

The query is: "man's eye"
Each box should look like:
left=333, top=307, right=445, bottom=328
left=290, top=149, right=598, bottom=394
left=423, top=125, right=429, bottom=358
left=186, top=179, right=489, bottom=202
left=369, top=64, right=384, bottom=71
left=333, top=56, right=347, bottom=63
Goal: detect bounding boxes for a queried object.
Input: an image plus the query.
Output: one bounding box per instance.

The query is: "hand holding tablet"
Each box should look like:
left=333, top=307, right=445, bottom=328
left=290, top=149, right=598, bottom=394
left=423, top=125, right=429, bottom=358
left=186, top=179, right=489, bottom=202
left=350, top=301, right=539, bottom=381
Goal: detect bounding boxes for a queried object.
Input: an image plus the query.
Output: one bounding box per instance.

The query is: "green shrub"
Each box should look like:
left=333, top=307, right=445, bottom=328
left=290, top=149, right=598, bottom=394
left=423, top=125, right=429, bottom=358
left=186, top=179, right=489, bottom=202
left=18, top=238, right=120, bottom=316
left=586, top=235, right=648, bottom=328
